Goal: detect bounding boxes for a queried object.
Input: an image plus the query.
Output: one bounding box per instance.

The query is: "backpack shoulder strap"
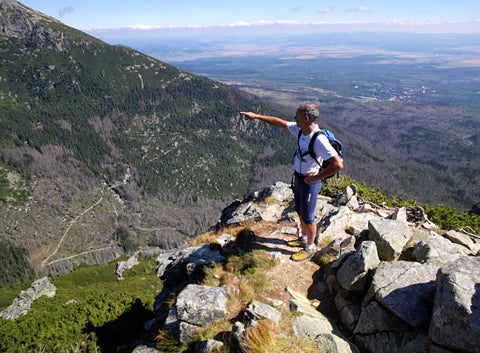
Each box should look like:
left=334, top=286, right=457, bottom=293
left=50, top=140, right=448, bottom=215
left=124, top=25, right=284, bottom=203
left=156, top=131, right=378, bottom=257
left=308, top=131, right=322, bottom=166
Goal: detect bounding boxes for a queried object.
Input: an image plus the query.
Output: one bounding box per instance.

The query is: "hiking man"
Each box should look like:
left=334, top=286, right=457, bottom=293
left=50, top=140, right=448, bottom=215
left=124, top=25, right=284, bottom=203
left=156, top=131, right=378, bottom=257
left=241, top=103, right=343, bottom=261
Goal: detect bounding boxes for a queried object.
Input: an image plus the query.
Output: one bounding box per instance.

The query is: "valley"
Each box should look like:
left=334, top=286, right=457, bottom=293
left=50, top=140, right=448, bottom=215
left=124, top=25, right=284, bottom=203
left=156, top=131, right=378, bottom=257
left=112, top=32, right=480, bottom=212
left=0, top=0, right=478, bottom=288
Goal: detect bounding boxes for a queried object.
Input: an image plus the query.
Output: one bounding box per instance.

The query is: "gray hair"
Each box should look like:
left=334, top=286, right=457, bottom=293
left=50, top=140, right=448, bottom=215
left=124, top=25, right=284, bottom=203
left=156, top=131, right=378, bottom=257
left=298, top=102, right=320, bottom=121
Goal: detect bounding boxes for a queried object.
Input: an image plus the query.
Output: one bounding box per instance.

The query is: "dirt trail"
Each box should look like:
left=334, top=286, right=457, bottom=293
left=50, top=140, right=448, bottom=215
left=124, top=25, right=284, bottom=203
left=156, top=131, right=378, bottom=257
left=248, top=221, right=324, bottom=310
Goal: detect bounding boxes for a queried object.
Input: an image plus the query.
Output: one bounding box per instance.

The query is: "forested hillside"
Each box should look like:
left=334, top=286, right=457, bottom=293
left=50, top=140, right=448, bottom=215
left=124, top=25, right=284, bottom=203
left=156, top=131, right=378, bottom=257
left=0, top=0, right=296, bottom=282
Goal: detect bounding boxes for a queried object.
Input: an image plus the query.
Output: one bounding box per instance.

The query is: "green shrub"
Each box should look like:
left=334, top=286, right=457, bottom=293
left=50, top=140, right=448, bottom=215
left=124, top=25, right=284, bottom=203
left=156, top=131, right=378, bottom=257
left=0, top=259, right=162, bottom=352
left=322, top=175, right=479, bottom=233
left=424, top=204, right=480, bottom=233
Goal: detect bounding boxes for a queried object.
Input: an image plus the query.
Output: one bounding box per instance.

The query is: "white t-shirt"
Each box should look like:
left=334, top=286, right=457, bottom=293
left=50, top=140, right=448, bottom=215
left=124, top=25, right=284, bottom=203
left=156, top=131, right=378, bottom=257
left=286, top=122, right=338, bottom=175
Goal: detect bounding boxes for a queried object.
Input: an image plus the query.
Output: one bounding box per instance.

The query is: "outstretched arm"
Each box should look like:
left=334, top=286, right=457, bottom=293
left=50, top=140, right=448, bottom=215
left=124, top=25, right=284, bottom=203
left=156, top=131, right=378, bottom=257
left=240, top=112, right=288, bottom=129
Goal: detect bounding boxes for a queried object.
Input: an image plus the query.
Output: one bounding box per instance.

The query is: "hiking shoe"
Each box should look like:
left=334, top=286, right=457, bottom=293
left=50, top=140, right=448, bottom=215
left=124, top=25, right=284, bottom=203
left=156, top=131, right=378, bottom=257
left=290, top=248, right=315, bottom=262
left=286, top=238, right=306, bottom=247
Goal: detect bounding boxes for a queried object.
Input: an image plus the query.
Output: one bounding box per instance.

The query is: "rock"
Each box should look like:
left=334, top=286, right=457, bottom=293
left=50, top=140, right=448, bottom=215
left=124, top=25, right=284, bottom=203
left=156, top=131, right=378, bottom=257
left=319, top=206, right=356, bottom=241
left=176, top=284, right=228, bottom=328
left=333, top=185, right=356, bottom=206
left=353, top=300, right=410, bottom=353
left=254, top=181, right=293, bottom=202
left=0, top=277, right=56, bottom=320
left=219, top=200, right=262, bottom=226
left=293, top=314, right=361, bottom=353
left=365, top=261, right=437, bottom=330
left=335, top=294, right=361, bottom=330
left=178, top=321, right=199, bottom=346
left=444, top=229, right=476, bottom=253
left=429, top=256, right=480, bottom=352
left=336, top=241, right=380, bottom=291
left=154, top=246, right=226, bottom=317
left=315, top=235, right=356, bottom=263
left=355, top=203, right=373, bottom=213
left=165, top=284, right=229, bottom=345
left=412, top=235, right=468, bottom=267
left=164, top=307, right=180, bottom=337
left=346, top=195, right=360, bottom=210
left=406, top=206, right=432, bottom=227
left=195, top=339, right=223, bottom=353
left=246, top=300, right=282, bottom=323
left=232, top=321, right=250, bottom=352
left=131, top=344, right=160, bottom=353
left=113, top=182, right=480, bottom=352
left=289, top=287, right=360, bottom=353
left=390, top=207, right=408, bottom=223
left=155, top=245, right=225, bottom=278
left=215, top=233, right=235, bottom=247
left=354, top=300, right=409, bottom=334
left=281, top=226, right=298, bottom=235
left=368, top=219, right=413, bottom=260
left=116, top=255, right=140, bottom=280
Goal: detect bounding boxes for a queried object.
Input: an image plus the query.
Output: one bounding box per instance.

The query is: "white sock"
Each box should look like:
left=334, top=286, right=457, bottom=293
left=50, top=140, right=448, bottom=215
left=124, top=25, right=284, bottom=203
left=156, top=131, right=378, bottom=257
left=305, top=244, right=314, bottom=252
left=300, top=235, right=307, bottom=242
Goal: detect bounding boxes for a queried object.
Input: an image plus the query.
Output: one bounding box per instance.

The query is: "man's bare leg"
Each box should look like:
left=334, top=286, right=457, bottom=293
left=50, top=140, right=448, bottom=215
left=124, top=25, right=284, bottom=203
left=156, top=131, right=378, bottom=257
left=299, top=217, right=316, bottom=247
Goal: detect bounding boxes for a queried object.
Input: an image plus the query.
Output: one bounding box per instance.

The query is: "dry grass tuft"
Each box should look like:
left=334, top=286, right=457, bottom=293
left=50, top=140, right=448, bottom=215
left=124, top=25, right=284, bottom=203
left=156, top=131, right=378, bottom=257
left=242, top=320, right=279, bottom=353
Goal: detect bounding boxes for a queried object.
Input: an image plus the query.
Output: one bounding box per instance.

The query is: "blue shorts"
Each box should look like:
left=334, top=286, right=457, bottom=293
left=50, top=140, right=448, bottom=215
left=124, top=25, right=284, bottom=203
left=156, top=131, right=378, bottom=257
left=293, top=173, right=323, bottom=224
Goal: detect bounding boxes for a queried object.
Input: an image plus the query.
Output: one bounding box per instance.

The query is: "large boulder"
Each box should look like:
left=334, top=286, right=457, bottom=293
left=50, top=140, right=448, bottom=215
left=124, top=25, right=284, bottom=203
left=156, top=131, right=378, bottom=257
left=354, top=300, right=410, bottom=353
left=289, top=287, right=360, bottom=353
left=365, top=261, right=437, bottom=330
left=336, top=241, right=380, bottom=291
left=368, top=219, right=413, bottom=261
left=412, top=235, right=469, bottom=267
left=176, top=284, right=228, bottom=328
left=218, top=200, right=262, bottom=226
left=167, top=284, right=229, bottom=345
left=429, top=256, right=480, bottom=352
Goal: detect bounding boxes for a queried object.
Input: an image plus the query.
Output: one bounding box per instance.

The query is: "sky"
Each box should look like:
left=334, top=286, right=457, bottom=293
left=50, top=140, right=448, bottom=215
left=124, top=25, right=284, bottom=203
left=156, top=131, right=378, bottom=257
left=19, top=0, right=480, bottom=34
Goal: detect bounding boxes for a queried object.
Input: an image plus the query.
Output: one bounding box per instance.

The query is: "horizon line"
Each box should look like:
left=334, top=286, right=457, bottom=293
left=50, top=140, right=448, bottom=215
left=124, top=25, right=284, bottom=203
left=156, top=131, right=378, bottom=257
left=86, top=19, right=480, bottom=33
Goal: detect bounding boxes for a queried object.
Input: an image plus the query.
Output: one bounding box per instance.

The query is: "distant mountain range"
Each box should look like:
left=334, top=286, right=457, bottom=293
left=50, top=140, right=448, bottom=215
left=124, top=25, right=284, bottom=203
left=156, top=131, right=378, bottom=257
left=0, top=0, right=478, bottom=285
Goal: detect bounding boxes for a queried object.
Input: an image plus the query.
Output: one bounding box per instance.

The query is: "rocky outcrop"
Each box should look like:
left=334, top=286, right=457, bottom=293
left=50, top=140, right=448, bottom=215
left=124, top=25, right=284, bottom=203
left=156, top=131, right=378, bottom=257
left=131, top=182, right=480, bottom=352
left=429, top=256, right=480, bottom=352
left=116, top=255, right=140, bottom=280
left=0, top=277, right=56, bottom=320
left=318, top=187, right=480, bottom=353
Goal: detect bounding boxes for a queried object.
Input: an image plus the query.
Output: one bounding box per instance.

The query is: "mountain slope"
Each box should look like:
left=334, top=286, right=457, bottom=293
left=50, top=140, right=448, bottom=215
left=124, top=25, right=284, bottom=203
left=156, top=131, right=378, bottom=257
left=0, top=0, right=297, bottom=279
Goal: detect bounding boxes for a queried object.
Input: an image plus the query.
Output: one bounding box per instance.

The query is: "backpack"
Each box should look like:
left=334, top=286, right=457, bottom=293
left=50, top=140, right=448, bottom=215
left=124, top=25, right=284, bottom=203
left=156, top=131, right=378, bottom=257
left=297, top=129, right=343, bottom=178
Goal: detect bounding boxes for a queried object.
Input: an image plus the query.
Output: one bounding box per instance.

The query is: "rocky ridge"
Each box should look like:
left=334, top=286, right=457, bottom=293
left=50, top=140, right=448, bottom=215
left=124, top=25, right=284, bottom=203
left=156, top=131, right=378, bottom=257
left=129, top=182, right=480, bottom=352
left=4, top=182, right=479, bottom=352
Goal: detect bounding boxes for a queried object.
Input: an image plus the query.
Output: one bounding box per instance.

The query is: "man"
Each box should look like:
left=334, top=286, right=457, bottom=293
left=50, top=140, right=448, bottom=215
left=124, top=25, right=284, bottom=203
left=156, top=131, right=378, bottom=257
left=241, top=103, right=343, bottom=261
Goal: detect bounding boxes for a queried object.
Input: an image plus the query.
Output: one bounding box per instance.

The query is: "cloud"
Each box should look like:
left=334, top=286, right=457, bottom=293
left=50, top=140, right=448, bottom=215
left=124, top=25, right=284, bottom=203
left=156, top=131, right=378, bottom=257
left=346, top=6, right=370, bottom=13
left=111, top=18, right=480, bottom=34
left=57, top=6, right=74, bottom=18
left=290, top=6, right=303, bottom=12
left=319, top=6, right=334, bottom=14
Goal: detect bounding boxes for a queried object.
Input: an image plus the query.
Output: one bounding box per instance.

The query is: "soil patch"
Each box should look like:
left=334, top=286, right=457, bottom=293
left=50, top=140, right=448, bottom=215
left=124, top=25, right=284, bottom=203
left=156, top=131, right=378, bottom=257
left=248, top=221, right=324, bottom=311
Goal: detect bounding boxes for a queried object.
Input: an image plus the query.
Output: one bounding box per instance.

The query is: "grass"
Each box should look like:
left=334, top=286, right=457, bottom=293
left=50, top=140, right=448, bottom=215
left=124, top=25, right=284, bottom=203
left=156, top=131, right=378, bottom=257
left=177, top=227, right=320, bottom=352
left=242, top=318, right=320, bottom=353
